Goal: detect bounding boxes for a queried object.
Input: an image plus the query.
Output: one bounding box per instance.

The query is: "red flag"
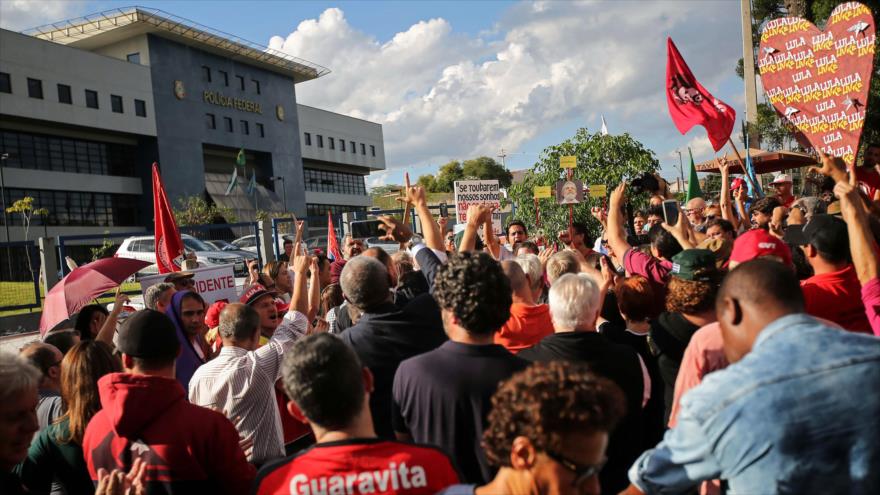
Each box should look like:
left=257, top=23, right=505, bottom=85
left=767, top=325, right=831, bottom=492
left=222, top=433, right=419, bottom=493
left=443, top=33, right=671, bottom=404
left=665, top=37, right=735, bottom=152
left=326, top=212, right=342, bottom=261
left=152, top=163, right=183, bottom=273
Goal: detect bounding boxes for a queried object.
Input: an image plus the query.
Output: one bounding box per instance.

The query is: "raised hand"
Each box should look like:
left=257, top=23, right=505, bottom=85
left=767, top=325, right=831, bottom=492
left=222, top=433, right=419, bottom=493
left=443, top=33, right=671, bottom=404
left=402, top=172, right=426, bottom=207
left=377, top=215, right=413, bottom=243
left=809, top=152, right=847, bottom=183
left=292, top=252, right=311, bottom=275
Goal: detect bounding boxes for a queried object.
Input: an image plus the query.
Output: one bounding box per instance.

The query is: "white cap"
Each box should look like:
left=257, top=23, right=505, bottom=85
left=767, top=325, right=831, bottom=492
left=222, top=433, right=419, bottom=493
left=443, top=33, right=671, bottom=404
left=771, top=174, right=792, bottom=185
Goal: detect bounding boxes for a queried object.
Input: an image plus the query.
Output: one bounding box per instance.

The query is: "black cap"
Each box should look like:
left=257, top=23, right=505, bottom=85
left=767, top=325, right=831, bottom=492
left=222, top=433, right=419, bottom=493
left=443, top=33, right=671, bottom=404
left=117, top=309, right=180, bottom=360
left=783, top=214, right=849, bottom=258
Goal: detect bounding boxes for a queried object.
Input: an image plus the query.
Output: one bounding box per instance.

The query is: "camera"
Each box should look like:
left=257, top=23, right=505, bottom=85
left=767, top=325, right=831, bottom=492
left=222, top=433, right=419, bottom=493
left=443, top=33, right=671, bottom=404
left=629, top=173, right=660, bottom=195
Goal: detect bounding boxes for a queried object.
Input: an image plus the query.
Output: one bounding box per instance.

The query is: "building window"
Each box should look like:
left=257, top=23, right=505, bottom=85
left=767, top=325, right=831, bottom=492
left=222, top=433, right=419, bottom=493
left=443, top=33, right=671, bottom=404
left=303, top=169, right=368, bottom=195
left=219, top=70, right=229, bottom=86
left=240, top=120, right=249, bottom=135
left=57, top=84, right=72, bottom=104
left=340, top=140, right=346, bottom=152
left=317, top=135, right=324, bottom=148
left=135, top=99, right=147, bottom=117
left=236, top=75, right=245, bottom=90
left=224, top=116, right=233, bottom=132
left=252, top=79, right=261, bottom=94
left=126, top=52, right=140, bottom=64
left=306, top=203, right=366, bottom=218
left=206, top=113, right=216, bottom=130
left=0, top=129, right=137, bottom=176
left=0, top=72, right=10, bottom=93
left=3, top=187, right=138, bottom=227
left=350, top=141, right=356, bottom=154
left=304, top=132, right=311, bottom=146
left=85, top=89, right=99, bottom=109
left=110, top=95, right=123, bottom=113
left=27, top=78, right=43, bottom=99
left=256, top=123, right=264, bottom=138
left=370, top=145, right=376, bottom=157
left=202, top=66, right=211, bottom=82
left=360, top=143, right=366, bottom=155
left=329, top=137, right=335, bottom=150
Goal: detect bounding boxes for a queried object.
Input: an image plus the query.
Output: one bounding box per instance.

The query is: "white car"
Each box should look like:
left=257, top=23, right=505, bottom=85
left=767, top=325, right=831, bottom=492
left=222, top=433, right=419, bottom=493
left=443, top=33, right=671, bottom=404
left=365, top=237, right=400, bottom=255
left=115, top=234, right=248, bottom=276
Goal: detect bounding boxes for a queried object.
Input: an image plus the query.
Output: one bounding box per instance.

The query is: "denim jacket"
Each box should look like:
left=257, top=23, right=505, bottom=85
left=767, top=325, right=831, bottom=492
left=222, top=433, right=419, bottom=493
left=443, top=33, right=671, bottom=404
left=628, top=313, right=880, bottom=495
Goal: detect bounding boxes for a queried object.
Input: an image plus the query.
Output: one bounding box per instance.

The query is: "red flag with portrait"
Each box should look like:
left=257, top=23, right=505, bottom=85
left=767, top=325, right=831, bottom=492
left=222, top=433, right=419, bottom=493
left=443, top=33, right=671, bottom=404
left=152, top=163, right=183, bottom=273
left=666, top=37, right=736, bottom=152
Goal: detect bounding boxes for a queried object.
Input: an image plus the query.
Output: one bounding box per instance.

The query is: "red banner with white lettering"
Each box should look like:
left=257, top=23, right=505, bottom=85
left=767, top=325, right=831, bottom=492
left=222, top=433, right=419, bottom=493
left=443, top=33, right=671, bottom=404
left=152, top=163, right=183, bottom=273
left=666, top=37, right=736, bottom=152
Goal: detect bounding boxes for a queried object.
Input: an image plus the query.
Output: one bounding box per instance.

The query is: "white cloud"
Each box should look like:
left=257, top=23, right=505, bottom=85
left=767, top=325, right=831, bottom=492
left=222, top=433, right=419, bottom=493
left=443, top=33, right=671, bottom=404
left=270, top=2, right=742, bottom=173
left=368, top=170, right=390, bottom=189
left=0, top=0, right=89, bottom=31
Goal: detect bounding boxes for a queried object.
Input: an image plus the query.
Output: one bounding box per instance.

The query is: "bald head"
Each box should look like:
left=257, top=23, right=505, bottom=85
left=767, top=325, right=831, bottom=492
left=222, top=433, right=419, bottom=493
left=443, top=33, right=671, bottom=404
left=19, top=342, right=63, bottom=390
left=501, top=260, right=532, bottom=304
left=717, top=259, right=804, bottom=363
left=218, top=303, right=260, bottom=348
left=363, top=247, right=398, bottom=287
left=340, top=255, right=391, bottom=311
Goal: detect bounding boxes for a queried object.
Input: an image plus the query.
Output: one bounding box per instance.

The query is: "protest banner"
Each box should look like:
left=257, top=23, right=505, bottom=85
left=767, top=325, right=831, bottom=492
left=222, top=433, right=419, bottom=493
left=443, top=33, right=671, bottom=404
left=533, top=186, right=552, bottom=198
left=556, top=179, right=584, bottom=205
left=560, top=156, right=577, bottom=169
left=454, top=179, right=502, bottom=233
left=587, top=184, right=607, bottom=198
left=139, top=264, right=238, bottom=305
left=758, top=2, right=875, bottom=167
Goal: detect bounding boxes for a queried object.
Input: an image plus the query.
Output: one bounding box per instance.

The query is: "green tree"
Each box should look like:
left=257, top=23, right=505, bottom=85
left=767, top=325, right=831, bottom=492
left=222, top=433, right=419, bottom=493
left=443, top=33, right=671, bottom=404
left=461, top=156, right=514, bottom=188
left=173, top=196, right=236, bottom=226
left=738, top=0, right=880, bottom=155
left=6, top=196, right=49, bottom=284
left=508, top=129, right=659, bottom=241
left=416, top=174, right=437, bottom=192
left=433, top=160, right=464, bottom=193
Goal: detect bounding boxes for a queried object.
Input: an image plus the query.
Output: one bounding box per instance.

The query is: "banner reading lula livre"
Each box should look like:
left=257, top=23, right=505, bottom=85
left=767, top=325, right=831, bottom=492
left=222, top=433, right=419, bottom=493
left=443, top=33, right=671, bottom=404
left=139, top=264, right=238, bottom=305
left=454, top=180, right=502, bottom=234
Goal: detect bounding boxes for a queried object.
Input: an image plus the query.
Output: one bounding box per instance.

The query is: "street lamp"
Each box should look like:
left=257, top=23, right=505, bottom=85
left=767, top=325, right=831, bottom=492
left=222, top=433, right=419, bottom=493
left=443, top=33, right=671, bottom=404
left=270, top=176, right=287, bottom=211
left=675, top=150, right=686, bottom=192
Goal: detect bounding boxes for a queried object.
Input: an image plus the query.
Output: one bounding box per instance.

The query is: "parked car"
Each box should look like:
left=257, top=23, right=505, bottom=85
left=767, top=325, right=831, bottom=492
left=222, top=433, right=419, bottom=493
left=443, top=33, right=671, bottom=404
left=230, top=234, right=259, bottom=253
left=115, top=234, right=248, bottom=276
left=365, top=237, right=400, bottom=255
left=204, top=240, right=259, bottom=261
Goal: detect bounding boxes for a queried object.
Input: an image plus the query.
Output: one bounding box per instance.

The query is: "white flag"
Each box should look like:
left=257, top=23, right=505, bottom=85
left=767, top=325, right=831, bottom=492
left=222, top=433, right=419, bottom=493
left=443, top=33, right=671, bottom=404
left=225, top=166, right=238, bottom=196
left=600, top=115, right=609, bottom=136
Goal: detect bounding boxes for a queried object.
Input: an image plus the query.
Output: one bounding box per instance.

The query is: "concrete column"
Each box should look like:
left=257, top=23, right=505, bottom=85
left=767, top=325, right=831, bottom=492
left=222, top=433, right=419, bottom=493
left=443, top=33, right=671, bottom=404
left=39, top=237, right=59, bottom=291
left=341, top=212, right=353, bottom=238
left=257, top=220, right=276, bottom=265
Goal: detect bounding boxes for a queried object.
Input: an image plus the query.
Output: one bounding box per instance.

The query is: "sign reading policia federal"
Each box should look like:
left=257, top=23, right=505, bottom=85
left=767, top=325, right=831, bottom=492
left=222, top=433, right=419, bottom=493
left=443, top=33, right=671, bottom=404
left=203, top=90, right=263, bottom=114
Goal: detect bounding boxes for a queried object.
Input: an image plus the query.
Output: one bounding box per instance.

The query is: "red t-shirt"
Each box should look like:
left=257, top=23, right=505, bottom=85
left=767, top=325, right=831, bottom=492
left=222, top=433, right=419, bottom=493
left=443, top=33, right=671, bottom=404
left=853, top=167, right=880, bottom=200
left=494, top=303, right=555, bottom=353
left=253, top=439, right=460, bottom=495
left=801, top=265, right=872, bottom=334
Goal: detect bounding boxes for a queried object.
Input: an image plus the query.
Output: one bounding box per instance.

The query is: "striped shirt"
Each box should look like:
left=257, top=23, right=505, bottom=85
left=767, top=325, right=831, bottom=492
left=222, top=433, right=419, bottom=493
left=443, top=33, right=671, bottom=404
left=188, top=310, right=308, bottom=464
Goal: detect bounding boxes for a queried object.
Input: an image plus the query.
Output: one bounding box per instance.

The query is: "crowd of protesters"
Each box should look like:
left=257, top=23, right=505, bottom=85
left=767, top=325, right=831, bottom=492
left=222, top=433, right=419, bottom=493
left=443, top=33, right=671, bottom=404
left=2, top=145, right=880, bottom=495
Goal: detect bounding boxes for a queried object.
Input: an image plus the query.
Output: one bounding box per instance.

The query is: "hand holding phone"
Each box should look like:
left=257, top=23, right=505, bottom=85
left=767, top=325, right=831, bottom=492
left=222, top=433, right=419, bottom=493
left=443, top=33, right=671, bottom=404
left=662, top=200, right=679, bottom=226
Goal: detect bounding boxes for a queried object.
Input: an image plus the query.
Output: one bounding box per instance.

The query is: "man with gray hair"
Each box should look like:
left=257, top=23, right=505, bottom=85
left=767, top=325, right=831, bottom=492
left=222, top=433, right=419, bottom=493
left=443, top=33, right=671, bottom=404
left=0, top=351, right=40, bottom=490
left=189, top=302, right=308, bottom=465
left=144, top=283, right=175, bottom=312
left=338, top=254, right=447, bottom=439
left=519, top=273, right=648, bottom=493
left=18, top=342, right=64, bottom=430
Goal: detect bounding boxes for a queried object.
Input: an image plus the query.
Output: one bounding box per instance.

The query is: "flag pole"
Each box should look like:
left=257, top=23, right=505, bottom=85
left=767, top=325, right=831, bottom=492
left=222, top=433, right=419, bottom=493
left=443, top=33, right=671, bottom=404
left=727, top=137, right=760, bottom=194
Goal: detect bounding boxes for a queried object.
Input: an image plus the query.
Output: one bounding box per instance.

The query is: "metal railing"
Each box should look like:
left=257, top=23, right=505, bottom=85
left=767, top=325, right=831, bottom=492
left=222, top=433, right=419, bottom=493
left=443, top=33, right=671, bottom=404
left=0, top=240, right=41, bottom=312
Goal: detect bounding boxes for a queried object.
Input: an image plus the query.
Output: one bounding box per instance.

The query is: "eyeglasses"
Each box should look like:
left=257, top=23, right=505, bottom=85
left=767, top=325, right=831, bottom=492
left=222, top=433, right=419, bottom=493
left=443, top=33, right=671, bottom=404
left=545, top=451, right=607, bottom=487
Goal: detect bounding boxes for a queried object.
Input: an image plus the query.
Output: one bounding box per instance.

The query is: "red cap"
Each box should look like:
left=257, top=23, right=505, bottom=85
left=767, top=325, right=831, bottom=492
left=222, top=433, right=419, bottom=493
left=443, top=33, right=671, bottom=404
left=205, top=301, right=228, bottom=328
left=730, top=229, right=792, bottom=266
left=239, top=284, right=276, bottom=306
left=730, top=178, right=745, bottom=190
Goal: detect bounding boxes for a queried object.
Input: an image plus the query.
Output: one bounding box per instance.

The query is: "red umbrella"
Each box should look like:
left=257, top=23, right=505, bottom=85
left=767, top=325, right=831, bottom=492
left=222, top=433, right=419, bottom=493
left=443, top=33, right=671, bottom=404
left=39, top=257, right=151, bottom=335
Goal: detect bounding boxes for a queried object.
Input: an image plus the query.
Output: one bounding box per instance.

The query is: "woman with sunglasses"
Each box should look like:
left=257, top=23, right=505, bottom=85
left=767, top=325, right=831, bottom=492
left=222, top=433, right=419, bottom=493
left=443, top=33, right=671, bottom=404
left=438, top=361, right=625, bottom=495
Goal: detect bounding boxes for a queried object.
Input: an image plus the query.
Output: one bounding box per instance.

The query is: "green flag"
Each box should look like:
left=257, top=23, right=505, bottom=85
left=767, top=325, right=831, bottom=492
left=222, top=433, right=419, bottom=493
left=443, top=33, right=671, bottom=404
left=236, top=148, right=246, bottom=166
left=686, top=147, right=702, bottom=202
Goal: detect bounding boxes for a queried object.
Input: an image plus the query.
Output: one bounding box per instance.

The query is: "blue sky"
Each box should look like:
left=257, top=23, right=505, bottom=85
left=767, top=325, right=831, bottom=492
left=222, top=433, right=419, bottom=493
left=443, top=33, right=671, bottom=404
left=2, top=1, right=754, bottom=188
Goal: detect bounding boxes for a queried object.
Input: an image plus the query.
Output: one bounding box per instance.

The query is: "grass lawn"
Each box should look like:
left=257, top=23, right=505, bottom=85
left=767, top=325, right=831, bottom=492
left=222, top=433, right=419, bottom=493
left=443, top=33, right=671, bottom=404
left=0, top=280, right=142, bottom=317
